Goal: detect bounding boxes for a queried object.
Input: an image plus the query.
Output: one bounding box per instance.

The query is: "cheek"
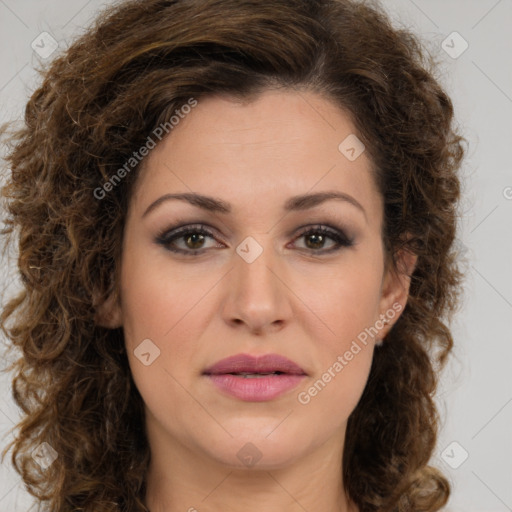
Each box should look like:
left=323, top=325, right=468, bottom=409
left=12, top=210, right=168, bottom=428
left=291, top=256, right=383, bottom=415
left=120, top=269, right=204, bottom=440
left=292, top=345, right=373, bottom=454
left=119, top=242, right=219, bottom=343
left=298, top=256, right=384, bottom=349
left=294, top=268, right=381, bottom=428
left=118, top=246, right=224, bottom=420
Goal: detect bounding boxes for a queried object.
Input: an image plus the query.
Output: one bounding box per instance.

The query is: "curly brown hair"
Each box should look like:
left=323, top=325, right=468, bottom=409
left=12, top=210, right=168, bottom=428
left=1, top=0, right=466, bottom=510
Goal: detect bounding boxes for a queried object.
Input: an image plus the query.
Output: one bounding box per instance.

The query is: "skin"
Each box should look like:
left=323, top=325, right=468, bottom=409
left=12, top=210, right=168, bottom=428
left=99, top=89, right=417, bottom=512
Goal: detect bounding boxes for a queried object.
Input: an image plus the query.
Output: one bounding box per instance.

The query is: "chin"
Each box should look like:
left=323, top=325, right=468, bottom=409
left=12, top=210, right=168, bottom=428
left=198, top=427, right=311, bottom=470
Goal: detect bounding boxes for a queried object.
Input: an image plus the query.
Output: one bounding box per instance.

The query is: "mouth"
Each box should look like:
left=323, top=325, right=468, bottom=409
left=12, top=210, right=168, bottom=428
left=218, top=371, right=288, bottom=378
left=202, top=353, right=307, bottom=401
left=202, top=352, right=307, bottom=376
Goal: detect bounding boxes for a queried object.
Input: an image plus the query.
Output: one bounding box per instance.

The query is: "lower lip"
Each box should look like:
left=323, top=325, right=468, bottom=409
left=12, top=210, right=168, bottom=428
left=205, top=373, right=306, bottom=401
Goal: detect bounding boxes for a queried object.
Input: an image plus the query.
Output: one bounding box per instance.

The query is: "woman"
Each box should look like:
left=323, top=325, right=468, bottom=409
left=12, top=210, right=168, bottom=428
left=0, top=0, right=466, bottom=510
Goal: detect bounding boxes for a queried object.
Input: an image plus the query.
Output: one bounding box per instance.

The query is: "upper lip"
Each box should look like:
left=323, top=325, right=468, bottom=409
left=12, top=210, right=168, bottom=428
left=203, top=353, right=307, bottom=376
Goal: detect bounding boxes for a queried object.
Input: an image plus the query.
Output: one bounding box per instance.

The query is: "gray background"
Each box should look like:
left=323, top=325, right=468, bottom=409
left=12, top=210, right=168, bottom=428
left=0, top=1, right=511, bottom=511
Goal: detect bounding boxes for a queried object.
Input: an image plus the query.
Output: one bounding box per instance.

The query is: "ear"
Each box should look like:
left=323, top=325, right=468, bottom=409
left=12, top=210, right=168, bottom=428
left=378, top=244, right=418, bottom=338
left=94, top=289, right=123, bottom=329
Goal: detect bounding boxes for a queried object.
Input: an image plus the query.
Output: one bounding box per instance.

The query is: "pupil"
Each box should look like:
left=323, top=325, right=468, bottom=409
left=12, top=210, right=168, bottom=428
left=306, top=233, right=324, bottom=249
left=186, top=233, right=205, bottom=249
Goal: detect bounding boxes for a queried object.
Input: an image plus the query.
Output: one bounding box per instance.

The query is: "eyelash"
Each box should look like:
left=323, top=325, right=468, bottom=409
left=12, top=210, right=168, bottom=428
left=155, top=223, right=354, bottom=256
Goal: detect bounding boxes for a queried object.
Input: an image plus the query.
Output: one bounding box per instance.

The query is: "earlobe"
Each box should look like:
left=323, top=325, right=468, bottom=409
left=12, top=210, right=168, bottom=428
left=94, top=290, right=123, bottom=329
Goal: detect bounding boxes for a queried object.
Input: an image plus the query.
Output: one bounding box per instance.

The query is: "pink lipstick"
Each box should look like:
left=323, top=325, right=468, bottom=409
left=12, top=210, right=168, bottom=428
left=203, top=353, right=307, bottom=402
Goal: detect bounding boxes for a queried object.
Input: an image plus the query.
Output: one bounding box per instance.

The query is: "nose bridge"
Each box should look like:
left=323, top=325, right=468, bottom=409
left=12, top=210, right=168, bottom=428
left=222, top=233, right=291, bottom=331
left=234, top=233, right=281, bottom=296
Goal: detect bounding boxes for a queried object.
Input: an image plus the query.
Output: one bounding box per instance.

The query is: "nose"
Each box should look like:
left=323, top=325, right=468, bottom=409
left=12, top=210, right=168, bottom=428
left=220, top=236, right=293, bottom=335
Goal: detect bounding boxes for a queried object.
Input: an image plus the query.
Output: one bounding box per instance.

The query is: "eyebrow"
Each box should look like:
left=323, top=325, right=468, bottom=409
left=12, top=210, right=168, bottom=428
left=142, top=190, right=367, bottom=220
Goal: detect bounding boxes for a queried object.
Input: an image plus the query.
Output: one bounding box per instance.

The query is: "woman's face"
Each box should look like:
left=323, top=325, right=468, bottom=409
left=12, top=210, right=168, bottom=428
left=107, top=89, right=414, bottom=470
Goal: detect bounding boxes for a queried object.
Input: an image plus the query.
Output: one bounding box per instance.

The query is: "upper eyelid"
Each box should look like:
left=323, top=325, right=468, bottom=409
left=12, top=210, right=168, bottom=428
left=157, top=222, right=351, bottom=246
left=159, top=222, right=347, bottom=236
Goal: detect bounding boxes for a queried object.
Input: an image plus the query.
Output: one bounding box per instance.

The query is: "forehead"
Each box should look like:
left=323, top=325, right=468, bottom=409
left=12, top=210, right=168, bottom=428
left=130, top=89, right=382, bottom=223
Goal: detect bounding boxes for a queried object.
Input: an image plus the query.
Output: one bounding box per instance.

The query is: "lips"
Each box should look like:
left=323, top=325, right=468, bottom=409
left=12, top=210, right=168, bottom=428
left=202, top=353, right=307, bottom=376
left=203, top=353, right=307, bottom=401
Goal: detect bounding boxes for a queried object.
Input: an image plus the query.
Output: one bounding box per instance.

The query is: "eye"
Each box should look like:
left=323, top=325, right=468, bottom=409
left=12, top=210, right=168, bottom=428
left=291, top=225, right=354, bottom=253
left=155, top=223, right=354, bottom=255
left=155, top=224, right=222, bottom=254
